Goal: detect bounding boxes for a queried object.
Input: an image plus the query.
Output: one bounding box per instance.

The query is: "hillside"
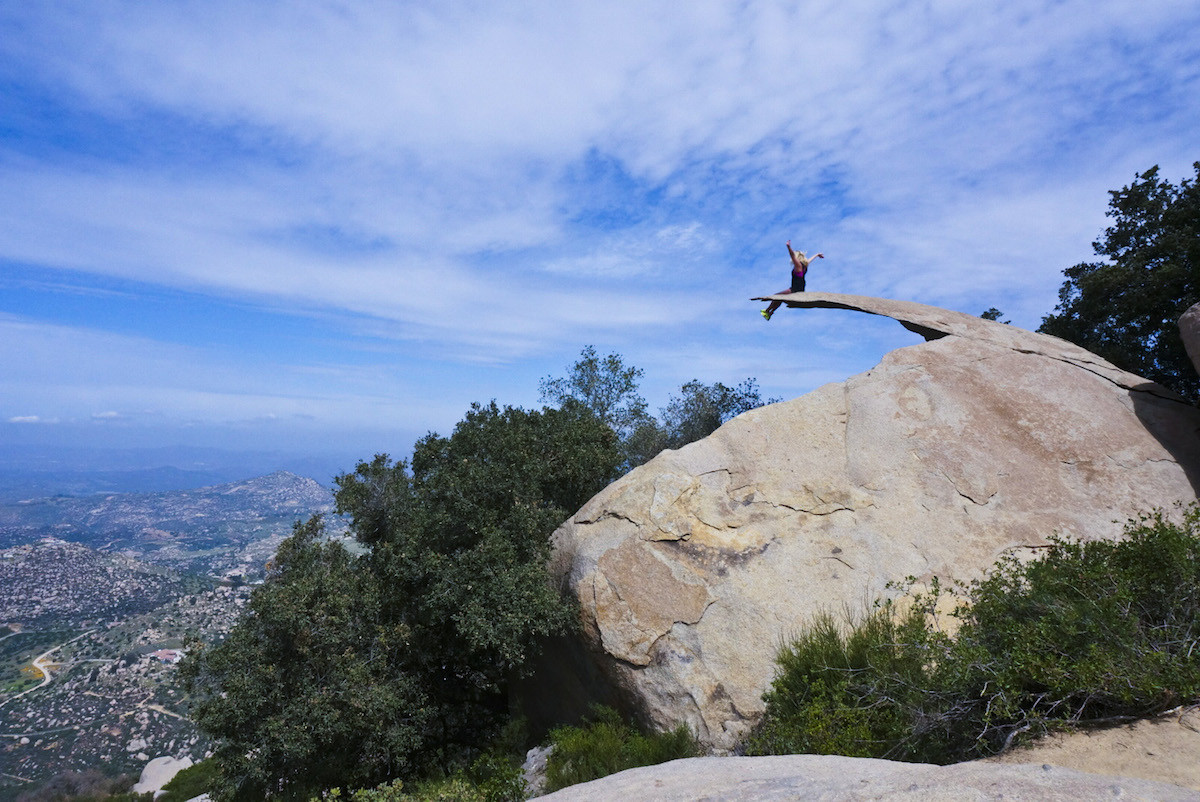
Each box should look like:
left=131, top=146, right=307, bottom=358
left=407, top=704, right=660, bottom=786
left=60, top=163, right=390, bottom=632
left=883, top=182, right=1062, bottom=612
left=0, top=471, right=338, bottom=799
left=0, top=470, right=338, bottom=578
left=0, top=539, right=210, bottom=627
left=0, top=582, right=250, bottom=798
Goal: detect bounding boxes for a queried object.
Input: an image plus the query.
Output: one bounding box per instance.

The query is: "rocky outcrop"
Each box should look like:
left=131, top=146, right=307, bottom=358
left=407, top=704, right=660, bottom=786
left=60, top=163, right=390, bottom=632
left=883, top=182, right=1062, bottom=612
left=536, top=755, right=1200, bottom=801
left=548, top=293, right=1200, bottom=751
left=1180, top=302, right=1200, bottom=376
left=131, top=755, right=193, bottom=794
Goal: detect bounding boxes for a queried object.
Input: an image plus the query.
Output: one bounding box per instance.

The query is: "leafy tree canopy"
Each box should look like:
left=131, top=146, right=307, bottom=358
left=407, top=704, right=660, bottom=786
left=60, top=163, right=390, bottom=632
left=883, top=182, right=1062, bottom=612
left=542, top=347, right=776, bottom=469
left=184, top=401, right=619, bottom=800
left=186, top=351, right=772, bottom=798
left=1039, top=163, right=1200, bottom=399
left=182, top=517, right=420, bottom=799
left=538, top=346, right=651, bottom=443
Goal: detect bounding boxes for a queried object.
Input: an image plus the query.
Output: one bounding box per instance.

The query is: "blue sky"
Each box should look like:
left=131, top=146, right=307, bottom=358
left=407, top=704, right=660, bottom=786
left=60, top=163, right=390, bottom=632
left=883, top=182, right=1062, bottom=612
left=2, top=1, right=1199, bottom=477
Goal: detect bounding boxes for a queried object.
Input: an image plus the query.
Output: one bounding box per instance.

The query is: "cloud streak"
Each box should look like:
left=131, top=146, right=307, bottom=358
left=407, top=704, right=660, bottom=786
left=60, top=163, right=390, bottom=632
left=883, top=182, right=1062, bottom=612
left=1, top=0, right=1198, bottom=459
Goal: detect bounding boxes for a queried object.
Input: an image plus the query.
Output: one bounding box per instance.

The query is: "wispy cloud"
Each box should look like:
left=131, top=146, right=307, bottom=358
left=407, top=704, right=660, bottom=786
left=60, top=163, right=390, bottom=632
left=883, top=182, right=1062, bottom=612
left=1, top=1, right=1197, bottom=457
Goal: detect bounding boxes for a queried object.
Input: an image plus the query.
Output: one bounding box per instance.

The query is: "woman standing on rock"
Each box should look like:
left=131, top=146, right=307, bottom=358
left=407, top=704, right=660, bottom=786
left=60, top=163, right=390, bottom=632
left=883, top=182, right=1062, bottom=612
left=762, top=240, right=823, bottom=321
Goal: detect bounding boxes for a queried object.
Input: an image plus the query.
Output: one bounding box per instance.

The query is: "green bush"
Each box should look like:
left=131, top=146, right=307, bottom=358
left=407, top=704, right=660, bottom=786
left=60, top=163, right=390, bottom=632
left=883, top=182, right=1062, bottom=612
left=183, top=402, right=620, bottom=799
left=954, top=505, right=1200, bottom=747
left=747, top=600, right=955, bottom=762
left=543, top=706, right=699, bottom=793
left=750, top=505, right=1200, bottom=763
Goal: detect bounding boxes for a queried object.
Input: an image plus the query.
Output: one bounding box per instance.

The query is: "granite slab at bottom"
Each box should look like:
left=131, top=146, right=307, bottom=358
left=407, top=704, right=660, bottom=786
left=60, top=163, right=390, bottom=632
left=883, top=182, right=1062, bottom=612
left=535, top=755, right=1200, bottom=801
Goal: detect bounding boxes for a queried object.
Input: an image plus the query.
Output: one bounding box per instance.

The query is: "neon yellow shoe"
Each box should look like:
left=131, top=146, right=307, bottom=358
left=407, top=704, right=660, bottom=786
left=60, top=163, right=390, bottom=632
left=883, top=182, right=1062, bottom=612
left=761, top=309, right=772, bottom=321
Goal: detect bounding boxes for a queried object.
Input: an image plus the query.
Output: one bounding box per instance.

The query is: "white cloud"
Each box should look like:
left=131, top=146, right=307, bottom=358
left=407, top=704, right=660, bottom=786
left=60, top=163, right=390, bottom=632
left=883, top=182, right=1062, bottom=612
left=0, top=0, right=1197, bottom=449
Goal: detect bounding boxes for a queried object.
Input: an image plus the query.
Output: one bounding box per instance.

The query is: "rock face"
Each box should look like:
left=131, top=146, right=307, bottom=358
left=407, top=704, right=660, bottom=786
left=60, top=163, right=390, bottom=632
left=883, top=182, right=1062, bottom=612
left=1180, top=302, right=1200, bottom=376
left=548, top=293, right=1200, bottom=751
left=131, top=755, right=193, bottom=794
left=536, top=755, right=1200, bottom=801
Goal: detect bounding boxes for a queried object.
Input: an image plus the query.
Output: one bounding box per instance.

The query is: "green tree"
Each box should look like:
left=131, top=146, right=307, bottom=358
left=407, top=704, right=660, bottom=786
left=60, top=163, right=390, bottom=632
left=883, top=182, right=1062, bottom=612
left=1039, top=163, right=1200, bottom=399
left=625, top=379, right=776, bottom=466
left=541, top=347, right=775, bottom=469
left=659, top=378, right=775, bottom=447
left=181, top=518, right=428, bottom=799
left=539, top=346, right=652, bottom=450
left=371, top=401, right=618, bottom=713
left=183, top=401, right=620, bottom=800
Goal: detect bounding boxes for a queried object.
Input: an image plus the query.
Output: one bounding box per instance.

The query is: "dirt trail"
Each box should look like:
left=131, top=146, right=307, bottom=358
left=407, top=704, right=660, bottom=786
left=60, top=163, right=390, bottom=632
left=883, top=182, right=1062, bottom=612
left=984, top=708, right=1200, bottom=792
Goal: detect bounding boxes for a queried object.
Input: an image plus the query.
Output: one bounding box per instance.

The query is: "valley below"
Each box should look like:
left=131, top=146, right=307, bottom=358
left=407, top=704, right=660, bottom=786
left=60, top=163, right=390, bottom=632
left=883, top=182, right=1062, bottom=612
left=0, top=472, right=338, bottom=798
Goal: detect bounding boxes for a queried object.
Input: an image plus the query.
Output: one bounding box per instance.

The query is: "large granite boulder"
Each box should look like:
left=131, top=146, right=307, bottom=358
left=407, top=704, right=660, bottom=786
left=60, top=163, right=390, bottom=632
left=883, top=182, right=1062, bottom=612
left=536, top=755, right=1200, bottom=801
left=1179, top=302, right=1200, bottom=376
left=547, top=293, right=1200, bottom=752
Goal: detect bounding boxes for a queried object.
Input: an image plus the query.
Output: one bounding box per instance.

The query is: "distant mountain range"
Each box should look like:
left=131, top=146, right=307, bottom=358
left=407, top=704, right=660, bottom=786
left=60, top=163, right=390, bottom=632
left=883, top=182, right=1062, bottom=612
left=0, top=444, right=360, bottom=502
left=0, top=471, right=340, bottom=578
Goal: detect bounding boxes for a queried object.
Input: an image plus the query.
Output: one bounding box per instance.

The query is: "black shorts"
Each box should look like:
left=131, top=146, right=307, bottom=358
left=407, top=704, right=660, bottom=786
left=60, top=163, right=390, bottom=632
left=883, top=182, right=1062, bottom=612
left=791, top=274, right=806, bottom=292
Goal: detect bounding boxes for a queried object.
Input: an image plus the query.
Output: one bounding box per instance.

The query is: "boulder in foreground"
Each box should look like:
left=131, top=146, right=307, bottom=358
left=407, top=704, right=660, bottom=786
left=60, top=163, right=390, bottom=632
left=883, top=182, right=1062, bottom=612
left=547, top=294, right=1200, bottom=751
left=536, top=754, right=1200, bottom=801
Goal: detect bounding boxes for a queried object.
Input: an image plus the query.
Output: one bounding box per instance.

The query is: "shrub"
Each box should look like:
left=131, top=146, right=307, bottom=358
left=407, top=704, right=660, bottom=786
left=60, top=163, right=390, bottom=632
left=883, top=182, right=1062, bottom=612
left=320, top=753, right=524, bottom=802
left=750, top=505, right=1200, bottom=763
left=543, top=706, right=699, bottom=793
left=747, top=599, right=955, bottom=762
left=953, top=505, right=1200, bottom=750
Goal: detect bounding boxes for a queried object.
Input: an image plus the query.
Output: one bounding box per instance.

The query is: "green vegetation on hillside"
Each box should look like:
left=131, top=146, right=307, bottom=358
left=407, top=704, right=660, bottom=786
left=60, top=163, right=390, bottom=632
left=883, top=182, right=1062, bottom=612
left=180, top=351, right=772, bottom=799
left=1040, top=162, right=1200, bottom=400
left=543, top=706, right=699, bottom=793
left=183, top=401, right=619, bottom=800
left=749, top=505, right=1200, bottom=763
left=156, top=760, right=220, bottom=802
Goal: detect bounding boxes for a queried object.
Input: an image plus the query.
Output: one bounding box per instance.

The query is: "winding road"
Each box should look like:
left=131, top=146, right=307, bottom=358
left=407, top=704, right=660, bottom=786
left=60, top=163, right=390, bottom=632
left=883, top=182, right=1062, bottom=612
left=0, top=629, right=95, bottom=708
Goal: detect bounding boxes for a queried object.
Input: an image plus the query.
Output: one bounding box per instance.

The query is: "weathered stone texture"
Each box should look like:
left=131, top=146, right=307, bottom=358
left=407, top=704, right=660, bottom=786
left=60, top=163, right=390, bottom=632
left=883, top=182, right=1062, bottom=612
left=549, top=294, right=1200, bottom=751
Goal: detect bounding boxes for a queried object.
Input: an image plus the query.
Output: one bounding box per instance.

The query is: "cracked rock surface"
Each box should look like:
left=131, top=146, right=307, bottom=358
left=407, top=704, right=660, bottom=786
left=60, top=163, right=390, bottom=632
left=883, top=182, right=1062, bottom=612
left=548, top=294, right=1200, bottom=752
